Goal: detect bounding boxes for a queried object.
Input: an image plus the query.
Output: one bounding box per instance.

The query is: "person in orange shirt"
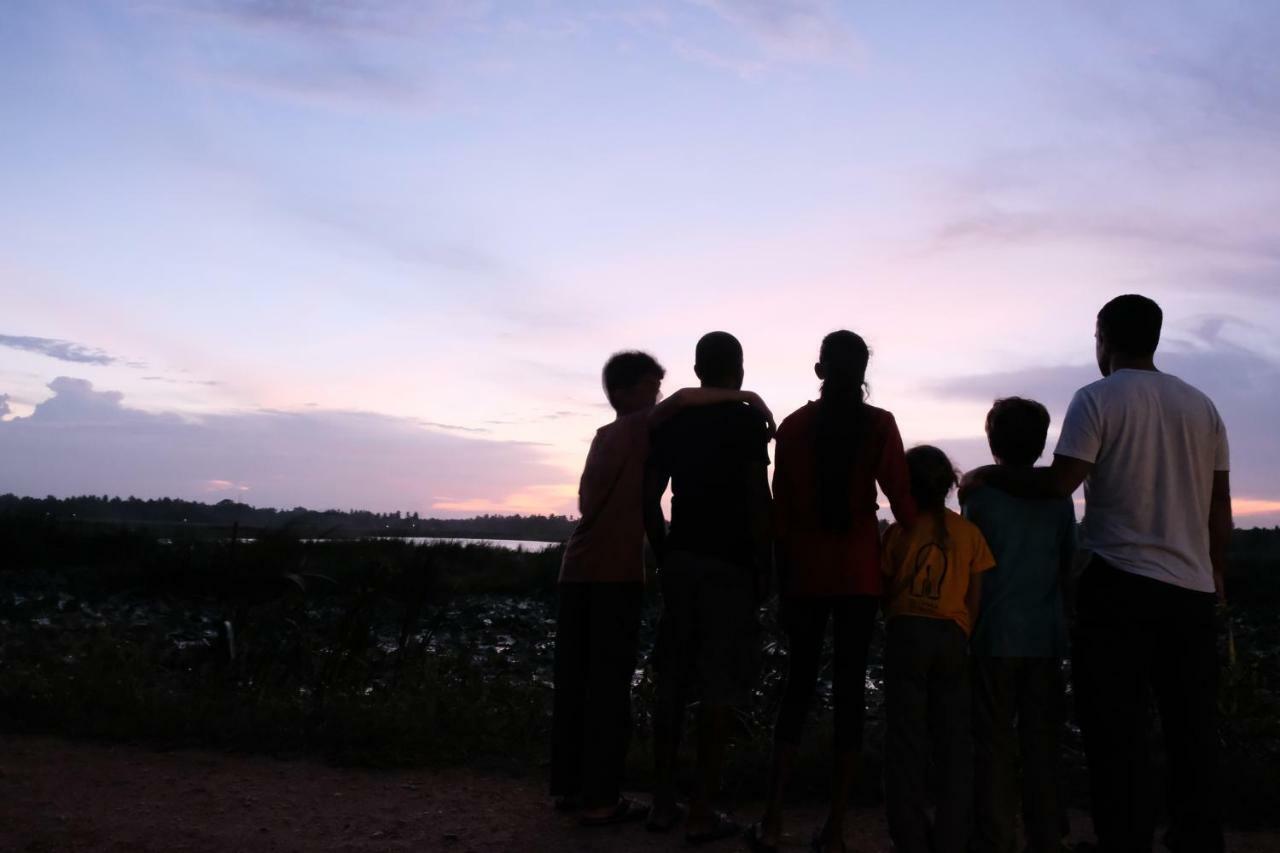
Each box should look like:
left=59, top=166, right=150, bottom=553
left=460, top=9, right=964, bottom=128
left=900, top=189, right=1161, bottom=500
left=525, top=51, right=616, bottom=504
left=881, top=445, right=995, bottom=853
left=747, top=330, right=916, bottom=853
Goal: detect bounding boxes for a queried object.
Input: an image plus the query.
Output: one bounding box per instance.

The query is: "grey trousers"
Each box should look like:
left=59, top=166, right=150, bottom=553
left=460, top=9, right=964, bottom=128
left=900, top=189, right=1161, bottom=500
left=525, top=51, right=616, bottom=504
left=884, top=616, right=973, bottom=853
left=971, top=656, right=1066, bottom=853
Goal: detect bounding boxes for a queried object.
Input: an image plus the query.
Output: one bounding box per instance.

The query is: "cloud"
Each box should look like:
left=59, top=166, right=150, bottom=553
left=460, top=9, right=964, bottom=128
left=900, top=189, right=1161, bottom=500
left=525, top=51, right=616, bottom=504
left=142, top=376, right=222, bottom=386
left=199, top=58, right=423, bottom=105
left=925, top=327, right=1280, bottom=525
left=143, top=0, right=472, bottom=107
left=483, top=409, right=588, bottom=427
left=0, top=394, right=9, bottom=417
left=694, top=0, right=858, bottom=64
left=0, top=334, right=123, bottom=366
left=933, top=206, right=1280, bottom=264
left=927, top=6, right=1280, bottom=295
left=416, top=420, right=489, bottom=434
left=672, top=38, right=765, bottom=79
left=1085, top=3, right=1280, bottom=139
left=202, top=478, right=251, bottom=493
left=0, top=377, right=573, bottom=517
left=295, top=199, right=504, bottom=276
left=187, top=0, right=458, bottom=38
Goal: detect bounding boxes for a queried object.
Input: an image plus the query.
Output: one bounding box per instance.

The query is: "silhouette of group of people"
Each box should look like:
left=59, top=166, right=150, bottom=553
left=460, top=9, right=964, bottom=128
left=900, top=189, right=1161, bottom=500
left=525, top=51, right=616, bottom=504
left=550, top=294, right=1232, bottom=853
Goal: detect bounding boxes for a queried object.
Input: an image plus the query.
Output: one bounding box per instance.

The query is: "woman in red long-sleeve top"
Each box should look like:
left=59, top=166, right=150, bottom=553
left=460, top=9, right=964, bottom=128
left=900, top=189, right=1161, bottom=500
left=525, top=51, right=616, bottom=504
left=749, top=330, right=916, bottom=853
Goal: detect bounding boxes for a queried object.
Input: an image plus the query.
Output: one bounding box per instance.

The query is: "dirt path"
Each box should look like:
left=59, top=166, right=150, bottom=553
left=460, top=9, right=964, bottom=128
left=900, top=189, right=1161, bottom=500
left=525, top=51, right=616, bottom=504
left=2, top=735, right=1275, bottom=853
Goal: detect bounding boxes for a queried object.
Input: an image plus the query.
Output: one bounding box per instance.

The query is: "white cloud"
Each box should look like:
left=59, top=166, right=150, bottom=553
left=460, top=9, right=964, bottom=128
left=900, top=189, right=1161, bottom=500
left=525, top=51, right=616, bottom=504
left=0, top=377, right=573, bottom=517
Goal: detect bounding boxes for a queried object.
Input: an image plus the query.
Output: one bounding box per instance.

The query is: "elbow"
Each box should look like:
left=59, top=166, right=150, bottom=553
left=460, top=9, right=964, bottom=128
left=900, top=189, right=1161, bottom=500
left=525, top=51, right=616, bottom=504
left=1049, top=475, right=1079, bottom=501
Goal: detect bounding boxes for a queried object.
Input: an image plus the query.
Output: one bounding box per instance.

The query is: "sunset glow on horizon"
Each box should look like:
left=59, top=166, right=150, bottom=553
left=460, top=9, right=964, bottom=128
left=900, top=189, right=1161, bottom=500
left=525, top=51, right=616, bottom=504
left=3, top=2, right=1278, bottom=525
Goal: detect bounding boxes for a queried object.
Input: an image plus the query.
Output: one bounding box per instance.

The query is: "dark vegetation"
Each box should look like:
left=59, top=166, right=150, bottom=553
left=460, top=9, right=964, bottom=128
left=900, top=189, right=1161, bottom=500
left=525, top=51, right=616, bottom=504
left=1, top=511, right=1277, bottom=827
left=0, top=493, right=576, bottom=542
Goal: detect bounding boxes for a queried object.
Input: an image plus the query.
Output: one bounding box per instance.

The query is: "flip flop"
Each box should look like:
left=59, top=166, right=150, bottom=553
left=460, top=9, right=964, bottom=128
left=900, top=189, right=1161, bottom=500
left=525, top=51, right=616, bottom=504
left=685, top=811, right=741, bottom=845
left=646, top=803, right=686, bottom=832
left=745, top=821, right=780, bottom=853
left=578, top=797, right=648, bottom=827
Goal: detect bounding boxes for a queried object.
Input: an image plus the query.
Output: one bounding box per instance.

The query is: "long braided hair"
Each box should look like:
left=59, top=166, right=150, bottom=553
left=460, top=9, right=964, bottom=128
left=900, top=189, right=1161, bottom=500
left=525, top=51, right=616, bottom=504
left=815, top=330, right=871, bottom=532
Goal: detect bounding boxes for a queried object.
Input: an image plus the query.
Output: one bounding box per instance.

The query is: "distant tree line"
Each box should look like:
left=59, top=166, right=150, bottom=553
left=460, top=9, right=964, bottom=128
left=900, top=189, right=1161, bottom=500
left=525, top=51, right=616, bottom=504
left=0, top=493, right=577, bottom=542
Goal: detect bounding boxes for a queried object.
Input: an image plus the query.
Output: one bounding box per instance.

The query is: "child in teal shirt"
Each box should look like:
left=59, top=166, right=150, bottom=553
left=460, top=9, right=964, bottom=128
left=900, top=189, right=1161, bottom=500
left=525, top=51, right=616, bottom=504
left=963, top=397, right=1076, bottom=853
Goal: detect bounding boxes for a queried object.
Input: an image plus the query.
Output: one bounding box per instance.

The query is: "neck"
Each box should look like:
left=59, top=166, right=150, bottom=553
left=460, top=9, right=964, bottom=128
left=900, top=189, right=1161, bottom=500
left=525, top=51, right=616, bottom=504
left=821, top=382, right=862, bottom=400
left=1110, top=354, right=1157, bottom=373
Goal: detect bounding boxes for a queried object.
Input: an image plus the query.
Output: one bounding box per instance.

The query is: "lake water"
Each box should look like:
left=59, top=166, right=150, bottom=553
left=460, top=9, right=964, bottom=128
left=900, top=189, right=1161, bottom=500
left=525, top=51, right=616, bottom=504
left=400, top=536, right=559, bottom=552
left=158, top=536, right=561, bottom=551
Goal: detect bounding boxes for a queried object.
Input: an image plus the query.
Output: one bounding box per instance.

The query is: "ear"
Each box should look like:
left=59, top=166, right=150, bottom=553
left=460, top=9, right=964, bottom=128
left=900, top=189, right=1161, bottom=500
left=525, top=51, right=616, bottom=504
left=693, top=363, right=704, bottom=381
left=814, top=362, right=825, bottom=381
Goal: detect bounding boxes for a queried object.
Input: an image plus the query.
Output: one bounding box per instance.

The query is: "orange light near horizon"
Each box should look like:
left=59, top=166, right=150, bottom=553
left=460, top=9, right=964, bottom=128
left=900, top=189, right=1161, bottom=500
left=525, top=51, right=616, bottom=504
left=1233, top=498, right=1280, bottom=517
left=431, top=483, right=577, bottom=516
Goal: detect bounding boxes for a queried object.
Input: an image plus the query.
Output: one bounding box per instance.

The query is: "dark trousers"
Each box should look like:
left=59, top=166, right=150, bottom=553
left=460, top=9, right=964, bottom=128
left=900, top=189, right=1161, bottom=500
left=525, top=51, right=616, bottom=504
left=1073, top=558, right=1223, bottom=853
left=972, top=656, right=1065, bottom=853
left=774, top=595, right=878, bottom=753
left=549, top=581, right=643, bottom=808
left=885, top=616, right=973, bottom=853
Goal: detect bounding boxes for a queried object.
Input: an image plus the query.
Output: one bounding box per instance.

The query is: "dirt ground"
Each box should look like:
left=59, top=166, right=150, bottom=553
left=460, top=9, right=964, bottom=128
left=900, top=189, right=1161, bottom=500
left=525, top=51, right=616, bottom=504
left=2, top=735, right=1276, bottom=853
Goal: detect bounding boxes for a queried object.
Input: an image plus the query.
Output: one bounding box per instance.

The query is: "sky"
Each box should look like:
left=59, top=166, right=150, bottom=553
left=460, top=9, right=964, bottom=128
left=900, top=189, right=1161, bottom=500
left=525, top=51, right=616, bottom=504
left=2, top=1, right=1278, bottom=525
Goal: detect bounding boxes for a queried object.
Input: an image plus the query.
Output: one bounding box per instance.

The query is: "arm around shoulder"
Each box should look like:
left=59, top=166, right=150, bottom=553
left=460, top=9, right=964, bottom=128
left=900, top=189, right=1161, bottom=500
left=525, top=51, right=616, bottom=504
left=962, top=455, right=1091, bottom=502
left=964, top=386, right=1098, bottom=501
left=649, top=387, right=776, bottom=435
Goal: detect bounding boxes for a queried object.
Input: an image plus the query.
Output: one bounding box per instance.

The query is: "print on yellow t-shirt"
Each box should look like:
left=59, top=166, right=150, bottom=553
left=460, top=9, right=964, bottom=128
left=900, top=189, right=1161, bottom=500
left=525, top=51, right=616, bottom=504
left=908, top=542, right=948, bottom=602
left=882, top=509, right=996, bottom=635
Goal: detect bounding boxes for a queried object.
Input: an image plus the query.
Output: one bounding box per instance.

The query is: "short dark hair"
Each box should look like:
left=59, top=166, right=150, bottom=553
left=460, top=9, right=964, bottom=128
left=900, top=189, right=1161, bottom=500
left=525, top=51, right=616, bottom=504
left=601, top=350, right=665, bottom=406
left=694, top=331, right=743, bottom=384
left=1098, top=294, right=1162, bottom=356
left=985, top=397, right=1050, bottom=466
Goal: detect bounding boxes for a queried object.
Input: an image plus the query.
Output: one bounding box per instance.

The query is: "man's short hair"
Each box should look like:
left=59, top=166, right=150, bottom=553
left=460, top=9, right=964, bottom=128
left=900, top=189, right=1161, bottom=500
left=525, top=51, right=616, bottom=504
left=694, top=331, right=743, bottom=384
left=1098, top=294, right=1162, bottom=356
left=985, top=397, right=1051, bottom=466
left=602, top=351, right=665, bottom=402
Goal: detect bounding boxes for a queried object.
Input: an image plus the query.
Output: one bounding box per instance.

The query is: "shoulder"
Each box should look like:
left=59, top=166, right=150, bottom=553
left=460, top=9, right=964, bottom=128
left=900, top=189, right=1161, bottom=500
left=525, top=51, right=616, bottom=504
left=946, top=509, right=986, bottom=540
left=598, top=411, right=650, bottom=450
left=963, top=485, right=997, bottom=513
left=1070, top=375, right=1111, bottom=404
left=1161, top=373, right=1223, bottom=416
left=867, top=405, right=902, bottom=443
left=865, top=403, right=895, bottom=425
left=618, top=409, right=649, bottom=432
left=777, top=402, right=817, bottom=439
left=596, top=411, right=639, bottom=440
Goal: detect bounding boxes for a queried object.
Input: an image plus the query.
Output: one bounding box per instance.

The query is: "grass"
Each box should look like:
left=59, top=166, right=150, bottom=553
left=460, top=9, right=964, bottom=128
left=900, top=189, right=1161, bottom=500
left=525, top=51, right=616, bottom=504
left=1, top=516, right=1278, bottom=824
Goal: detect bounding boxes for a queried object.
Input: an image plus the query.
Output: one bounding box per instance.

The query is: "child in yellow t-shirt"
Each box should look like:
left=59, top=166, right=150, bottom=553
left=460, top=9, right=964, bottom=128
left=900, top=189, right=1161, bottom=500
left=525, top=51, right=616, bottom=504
left=880, top=445, right=995, bottom=853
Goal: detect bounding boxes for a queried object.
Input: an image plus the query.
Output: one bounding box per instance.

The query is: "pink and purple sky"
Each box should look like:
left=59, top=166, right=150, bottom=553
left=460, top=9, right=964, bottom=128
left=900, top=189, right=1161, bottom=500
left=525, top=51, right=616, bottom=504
left=2, top=1, right=1278, bottom=525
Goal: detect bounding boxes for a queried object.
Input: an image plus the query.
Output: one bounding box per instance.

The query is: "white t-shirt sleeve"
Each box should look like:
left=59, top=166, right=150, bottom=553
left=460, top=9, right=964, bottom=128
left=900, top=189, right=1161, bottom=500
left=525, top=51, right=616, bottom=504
left=1055, top=387, right=1102, bottom=463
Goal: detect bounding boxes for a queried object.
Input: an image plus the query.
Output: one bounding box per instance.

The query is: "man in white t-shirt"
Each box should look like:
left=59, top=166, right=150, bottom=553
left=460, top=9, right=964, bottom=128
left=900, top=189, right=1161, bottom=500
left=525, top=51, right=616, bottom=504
left=962, top=295, right=1231, bottom=853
